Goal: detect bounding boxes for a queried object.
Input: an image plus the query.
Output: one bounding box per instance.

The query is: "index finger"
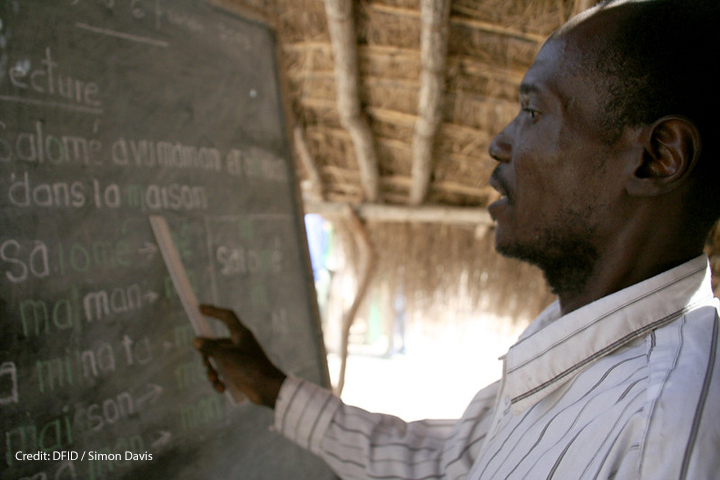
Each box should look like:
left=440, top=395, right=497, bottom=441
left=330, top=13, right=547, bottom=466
left=199, top=304, right=250, bottom=343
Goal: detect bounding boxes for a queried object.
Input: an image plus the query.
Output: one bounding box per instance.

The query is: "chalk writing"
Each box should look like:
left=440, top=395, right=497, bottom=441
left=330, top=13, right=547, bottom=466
left=32, top=335, right=155, bottom=394
left=19, top=288, right=82, bottom=338
left=83, top=283, right=158, bottom=323
left=90, top=178, right=120, bottom=208
left=1, top=238, right=140, bottom=284
left=8, top=460, right=78, bottom=480
left=218, top=23, right=252, bottom=50
left=57, top=238, right=134, bottom=274
left=121, top=336, right=153, bottom=366
left=7, top=172, right=88, bottom=208
left=112, top=137, right=221, bottom=172
left=174, top=360, right=205, bottom=390
left=126, top=182, right=208, bottom=211
left=179, top=394, right=224, bottom=432
left=36, top=345, right=113, bottom=393
left=0, top=362, right=19, bottom=406
left=4, top=172, right=210, bottom=211
left=0, top=121, right=102, bottom=165
left=69, top=0, right=163, bottom=29
left=216, top=243, right=282, bottom=276
left=4, top=47, right=102, bottom=108
left=83, top=391, right=135, bottom=433
left=1, top=239, right=49, bottom=283
left=164, top=7, right=205, bottom=33
left=271, top=307, right=288, bottom=336
left=5, top=413, right=74, bottom=465
left=67, top=385, right=162, bottom=435
left=225, top=147, right=288, bottom=181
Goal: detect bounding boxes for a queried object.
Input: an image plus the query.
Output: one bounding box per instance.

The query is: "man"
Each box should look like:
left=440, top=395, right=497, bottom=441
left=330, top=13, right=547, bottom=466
left=195, top=0, right=720, bottom=478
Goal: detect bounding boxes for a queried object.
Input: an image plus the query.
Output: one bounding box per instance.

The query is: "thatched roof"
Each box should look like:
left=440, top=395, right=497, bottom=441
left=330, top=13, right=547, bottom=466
left=224, top=0, right=588, bottom=209
left=283, top=0, right=576, bottom=207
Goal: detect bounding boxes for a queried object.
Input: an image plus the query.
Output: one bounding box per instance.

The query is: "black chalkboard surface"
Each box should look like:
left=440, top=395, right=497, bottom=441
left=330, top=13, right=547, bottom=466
left=0, top=1, right=337, bottom=479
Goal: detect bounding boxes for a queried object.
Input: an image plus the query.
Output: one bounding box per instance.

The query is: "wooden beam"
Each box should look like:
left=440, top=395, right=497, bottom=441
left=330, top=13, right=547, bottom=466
left=323, top=0, right=381, bottom=203
left=304, top=200, right=494, bottom=225
left=293, top=125, right=324, bottom=201
left=410, top=0, right=452, bottom=205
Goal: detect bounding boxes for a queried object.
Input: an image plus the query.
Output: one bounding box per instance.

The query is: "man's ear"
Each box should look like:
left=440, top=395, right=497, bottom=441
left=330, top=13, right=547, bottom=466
left=626, top=116, right=702, bottom=196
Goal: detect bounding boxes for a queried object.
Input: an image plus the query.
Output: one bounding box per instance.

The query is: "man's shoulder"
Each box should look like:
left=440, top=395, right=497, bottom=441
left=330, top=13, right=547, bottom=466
left=636, top=304, right=720, bottom=477
left=644, top=303, right=719, bottom=413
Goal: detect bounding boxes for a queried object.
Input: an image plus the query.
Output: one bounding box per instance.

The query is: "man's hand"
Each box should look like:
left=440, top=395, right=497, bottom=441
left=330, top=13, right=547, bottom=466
left=193, top=305, right=287, bottom=409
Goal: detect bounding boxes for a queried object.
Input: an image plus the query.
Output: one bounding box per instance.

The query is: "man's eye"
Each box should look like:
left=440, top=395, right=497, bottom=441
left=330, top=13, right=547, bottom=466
left=523, top=108, right=539, bottom=119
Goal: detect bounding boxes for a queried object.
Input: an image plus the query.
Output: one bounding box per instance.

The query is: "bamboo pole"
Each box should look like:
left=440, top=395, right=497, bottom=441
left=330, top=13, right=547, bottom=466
left=305, top=200, right=494, bottom=226
left=323, top=0, right=381, bottom=203
left=293, top=125, right=324, bottom=201
left=335, top=207, right=377, bottom=395
left=409, top=0, right=452, bottom=205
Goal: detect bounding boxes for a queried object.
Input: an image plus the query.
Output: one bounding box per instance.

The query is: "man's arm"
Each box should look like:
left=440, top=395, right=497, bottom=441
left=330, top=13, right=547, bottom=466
left=194, top=305, right=499, bottom=480
left=275, top=373, right=499, bottom=480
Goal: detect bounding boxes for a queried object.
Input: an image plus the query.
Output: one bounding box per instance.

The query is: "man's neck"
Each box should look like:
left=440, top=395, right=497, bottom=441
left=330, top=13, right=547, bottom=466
left=556, top=240, right=704, bottom=316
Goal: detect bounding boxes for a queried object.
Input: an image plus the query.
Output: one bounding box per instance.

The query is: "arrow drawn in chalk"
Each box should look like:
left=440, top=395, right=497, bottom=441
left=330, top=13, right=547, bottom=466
left=151, top=431, right=172, bottom=448
left=136, top=383, right=163, bottom=407
left=144, top=291, right=159, bottom=304
left=138, top=242, right=158, bottom=261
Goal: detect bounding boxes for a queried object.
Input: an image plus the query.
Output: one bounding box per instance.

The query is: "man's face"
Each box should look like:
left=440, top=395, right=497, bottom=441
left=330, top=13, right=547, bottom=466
left=487, top=34, right=630, bottom=294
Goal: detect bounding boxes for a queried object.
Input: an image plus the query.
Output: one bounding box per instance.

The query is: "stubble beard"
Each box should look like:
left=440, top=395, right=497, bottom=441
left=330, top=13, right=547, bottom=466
left=496, top=213, right=600, bottom=299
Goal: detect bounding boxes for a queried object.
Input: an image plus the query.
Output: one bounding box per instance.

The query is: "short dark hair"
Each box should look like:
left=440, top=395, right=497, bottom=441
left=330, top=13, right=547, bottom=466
left=570, top=0, right=720, bottom=228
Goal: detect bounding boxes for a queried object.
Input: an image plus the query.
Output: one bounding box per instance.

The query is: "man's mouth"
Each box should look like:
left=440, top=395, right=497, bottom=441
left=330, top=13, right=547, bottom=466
left=489, top=169, right=512, bottom=205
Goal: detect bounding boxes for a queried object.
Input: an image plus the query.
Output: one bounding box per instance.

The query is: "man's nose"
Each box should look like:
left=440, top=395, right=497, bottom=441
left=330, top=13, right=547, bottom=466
left=488, top=126, right=512, bottom=163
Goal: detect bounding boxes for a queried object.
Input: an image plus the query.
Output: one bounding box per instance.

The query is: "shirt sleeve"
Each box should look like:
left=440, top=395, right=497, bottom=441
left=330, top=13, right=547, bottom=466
left=274, top=375, right=500, bottom=480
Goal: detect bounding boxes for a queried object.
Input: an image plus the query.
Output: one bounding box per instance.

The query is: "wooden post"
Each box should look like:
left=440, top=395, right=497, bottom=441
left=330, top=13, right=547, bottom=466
left=335, top=206, right=377, bottom=395
left=409, top=0, right=451, bottom=205
left=324, top=0, right=381, bottom=203
left=294, top=125, right=325, bottom=201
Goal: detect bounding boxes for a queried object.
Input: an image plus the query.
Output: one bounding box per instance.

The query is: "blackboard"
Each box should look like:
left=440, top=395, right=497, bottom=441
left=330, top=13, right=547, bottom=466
left=0, top=1, right=337, bottom=479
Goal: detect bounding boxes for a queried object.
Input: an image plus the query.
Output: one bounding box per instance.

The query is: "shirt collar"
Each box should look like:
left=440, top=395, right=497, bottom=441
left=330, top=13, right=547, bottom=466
left=504, top=255, right=714, bottom=414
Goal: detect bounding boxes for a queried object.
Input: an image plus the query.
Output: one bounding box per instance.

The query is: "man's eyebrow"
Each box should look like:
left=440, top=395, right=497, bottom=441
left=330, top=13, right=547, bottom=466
left=519, top=83, right=541, bottom=96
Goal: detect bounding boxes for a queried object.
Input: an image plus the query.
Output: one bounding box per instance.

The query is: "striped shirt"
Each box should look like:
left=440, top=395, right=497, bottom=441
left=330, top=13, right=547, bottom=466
left=275, top=255, right=720, bottom=479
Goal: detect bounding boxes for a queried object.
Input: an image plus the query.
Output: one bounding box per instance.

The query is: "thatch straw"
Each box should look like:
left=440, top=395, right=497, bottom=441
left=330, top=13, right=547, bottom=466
left=330, top=220, right=555, bottom=330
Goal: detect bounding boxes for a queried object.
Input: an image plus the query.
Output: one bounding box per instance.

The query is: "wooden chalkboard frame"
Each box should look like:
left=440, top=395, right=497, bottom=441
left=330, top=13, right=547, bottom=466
left=207, top=0, right=333, bottom=392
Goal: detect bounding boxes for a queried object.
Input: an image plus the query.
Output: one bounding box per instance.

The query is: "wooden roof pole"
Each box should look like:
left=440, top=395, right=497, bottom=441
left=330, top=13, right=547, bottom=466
left=323, top=0, right=381, bottom=203
left=293, top=125, right=325, bottom=201
left=305, top=200, right=494, bottom=226
left=409, top=0, right=452, bottom=205
left=335, top=206, right=377, bottom=395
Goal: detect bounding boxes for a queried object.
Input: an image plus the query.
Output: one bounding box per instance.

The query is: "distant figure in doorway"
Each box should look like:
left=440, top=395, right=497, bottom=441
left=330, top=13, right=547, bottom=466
left=386, top=279, right=407, bottom=357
